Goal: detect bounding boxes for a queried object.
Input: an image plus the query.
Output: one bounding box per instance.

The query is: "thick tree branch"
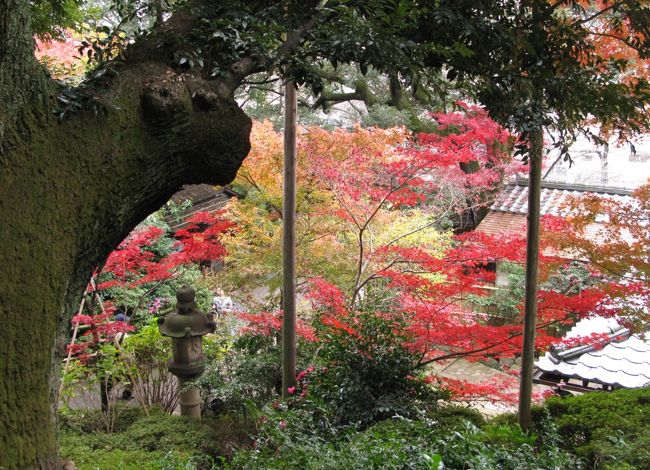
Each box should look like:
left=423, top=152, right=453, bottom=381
left=0, top=0, right=56, bottom=152
left=585, top=31, right=646, bottom=53
left=226, top=2, right=329, bottom=92
left=577, top=2, right=622, bottom=25
left=389, top=74, right=409, bottom=110
left=312, top=79, right=378, bottom=110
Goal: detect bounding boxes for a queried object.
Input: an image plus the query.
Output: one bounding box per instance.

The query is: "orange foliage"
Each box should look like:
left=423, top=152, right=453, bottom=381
left=34, top=31, right=85, bottom=79
left=543, top=180, right=650, bottom=329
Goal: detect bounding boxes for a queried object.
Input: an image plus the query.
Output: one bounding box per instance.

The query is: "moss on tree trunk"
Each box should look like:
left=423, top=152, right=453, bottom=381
left=0, top=2, right=252, bottom=468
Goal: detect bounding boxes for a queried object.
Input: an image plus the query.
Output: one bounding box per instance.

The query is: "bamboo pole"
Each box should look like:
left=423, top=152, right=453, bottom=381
left=59, top=283, right=91, bottom=395
left=282, top=81, right=297, bottom=399
left=90, top=278, right=105, bottom=313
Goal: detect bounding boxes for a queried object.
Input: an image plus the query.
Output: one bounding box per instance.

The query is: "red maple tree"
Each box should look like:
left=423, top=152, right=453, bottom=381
left=234, top=109, right=619, bottom=403
left=67, top=211, right=232, bottom=360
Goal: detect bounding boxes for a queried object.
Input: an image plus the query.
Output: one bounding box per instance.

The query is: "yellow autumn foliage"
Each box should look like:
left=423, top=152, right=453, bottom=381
left=221, top=121, right=450, bottom=306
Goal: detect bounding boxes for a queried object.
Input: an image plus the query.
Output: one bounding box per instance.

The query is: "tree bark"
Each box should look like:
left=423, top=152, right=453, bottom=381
left=281, top=82, right=297, bottom=399
left=0, top=3, right=251, bottom=468
left=518, top=127, right=543, bottom=431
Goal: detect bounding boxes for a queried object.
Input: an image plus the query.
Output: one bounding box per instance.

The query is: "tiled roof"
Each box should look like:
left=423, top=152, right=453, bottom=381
left=536, top=317, right=650, bottom=389
left=170, top=184, right=222, bottom=205
left=475, top=211, right=608, bottom=250
left=166, top=185, right=233, bottom=232
left=477, top=183, right=636, bottom=247
left=490, top=182, right=632, bottom=216
left=475, top=212, right=526, bottom=238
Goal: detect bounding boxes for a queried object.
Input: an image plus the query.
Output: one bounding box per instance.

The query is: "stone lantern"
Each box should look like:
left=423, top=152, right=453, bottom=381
left=158, top=285, right=215, bottom=417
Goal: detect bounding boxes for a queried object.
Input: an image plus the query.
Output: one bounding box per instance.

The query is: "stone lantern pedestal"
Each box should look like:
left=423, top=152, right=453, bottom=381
left=158, top=286, right=215, bottom=417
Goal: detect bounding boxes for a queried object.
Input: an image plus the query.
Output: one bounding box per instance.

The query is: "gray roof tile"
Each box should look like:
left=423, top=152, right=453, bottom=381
left=491, top=183, right=632, bottom=216
left=536, top=317, right=650, bottom=389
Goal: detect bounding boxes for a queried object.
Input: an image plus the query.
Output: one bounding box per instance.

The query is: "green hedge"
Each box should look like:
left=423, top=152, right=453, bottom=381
left=59, top=388, right=650, bottom=469
left=225, top=405, right=577, bottom=470
left=545, top=387, right=650, bottom=469
left=59, top=408, right=253, bottom=469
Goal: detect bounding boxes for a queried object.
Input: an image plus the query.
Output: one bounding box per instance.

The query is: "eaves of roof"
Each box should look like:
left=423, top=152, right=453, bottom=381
left=536, top=317, right=650, bottom=389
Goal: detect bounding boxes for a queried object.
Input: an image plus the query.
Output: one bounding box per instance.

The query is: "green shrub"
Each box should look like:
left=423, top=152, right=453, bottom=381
left=197, top=334, right=283, bottom=413
left=59, top=352, right=134, bottom=434
left=341, top=419, right=443, bottom=470
left=478, top=423, right=536, bottom=449
left=108, top=412, right=221, bottom=455
left=59, top=408, right=254, bottom=469
left=545, top=388, right=650, bottom=469
left=59, top=405, right=145, bottom=435
left=197, top=332, right=318, bottom=415
left=60, top=401, right=582, bottom=470
left=310, top=308, right=442, bottom=426
left=59, top=434, right=194, bottom=470
left=431, top=405, right=486, bottom=430
left=226, top=403, right=577, bottom=470
left=121, top=320, right=180, bottom=413
left=227, top=415, right=444, bottom=470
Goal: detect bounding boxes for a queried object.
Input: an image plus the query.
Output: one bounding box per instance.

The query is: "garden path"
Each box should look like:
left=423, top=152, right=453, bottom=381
left=429, top=358, right=553, bottom=416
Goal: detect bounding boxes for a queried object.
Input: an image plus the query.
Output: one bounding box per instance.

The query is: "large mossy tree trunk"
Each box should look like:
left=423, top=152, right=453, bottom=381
left=0, top=2, right=251, bottom=468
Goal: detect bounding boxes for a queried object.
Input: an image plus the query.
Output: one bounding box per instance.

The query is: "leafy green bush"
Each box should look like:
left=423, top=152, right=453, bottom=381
left=226, top=405, right=577, bottom=470
left=227, top=413, right=443, bottom=470
left=197, top=334, right=283, bottom=414
left=59, top=408, right=254, bottom=469
left=59, top=343, right=133, bottom=434
left=310, top=308, right=442, bottom=426
left=108, top=412, right=222, bottom=455
left=121, top=319, right=179, bottom=413
left=59, top=404, right=145, bottom=435
left=59, top=400, right=583, bottom=469
left=545, top=388, right=650, bottom=469
left=59, top=437, right=194, bottom=470
left=432, top=405, right=486, bottom=429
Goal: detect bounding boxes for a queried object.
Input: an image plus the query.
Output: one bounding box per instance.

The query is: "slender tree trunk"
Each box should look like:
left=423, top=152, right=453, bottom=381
left=518, top=127, right=543, bottom=430
left=100, top=379, right=111, bottom=413
left=282, top=82, right=297, bottom=399
left=0, top=3, right=252, bottom=468
left=599, top=142, right=609, bottom=186
left=154, top=0, right=165, bottom=26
